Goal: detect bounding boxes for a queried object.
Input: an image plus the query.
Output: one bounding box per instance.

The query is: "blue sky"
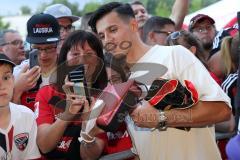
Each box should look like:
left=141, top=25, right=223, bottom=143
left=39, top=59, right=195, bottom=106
left=0, top=0, right=99, bottom=16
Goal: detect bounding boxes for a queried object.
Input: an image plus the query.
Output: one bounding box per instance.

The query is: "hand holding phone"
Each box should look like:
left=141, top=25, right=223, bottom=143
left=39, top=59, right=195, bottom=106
left=29, top=49, right=39, bottom=69
left=68, top=65, right=86, bottom=97
left=68, top=65, right=92, bottom=105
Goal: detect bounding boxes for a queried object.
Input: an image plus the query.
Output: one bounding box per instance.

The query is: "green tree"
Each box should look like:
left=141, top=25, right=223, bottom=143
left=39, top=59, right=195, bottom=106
left=189, top=0, right=203, bottom=13
left=20, top=6, right=31, bottom=15
left=146, top=0, right=160, bottom=15
left=152, top=0, right=221, bottom=17
left=0, top=17, right=10, bottom=30
left=104, top=0, right=129, bottom=3
left=82, top=2, right=101, bottom=15
left=154, top=0, right=174, bottom=17
left=36, top=0, right=82, bottom=16
left=202, top=0, right=219, bottom=7
left=189, top=0, right=220, bottom=14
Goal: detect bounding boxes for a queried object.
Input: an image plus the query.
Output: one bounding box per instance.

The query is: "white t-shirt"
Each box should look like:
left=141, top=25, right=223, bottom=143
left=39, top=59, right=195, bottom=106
left=13, top=59, right=29, bottom=78
left=127, top=45, right=231, bottom=160
left=0, top=103, right=40, bottom=159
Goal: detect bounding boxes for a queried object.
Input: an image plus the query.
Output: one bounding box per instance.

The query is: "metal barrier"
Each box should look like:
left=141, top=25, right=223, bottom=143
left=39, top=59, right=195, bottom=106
left=215, top=132, right=236, bottom=140
left=99, top=149, right=137, bottom=160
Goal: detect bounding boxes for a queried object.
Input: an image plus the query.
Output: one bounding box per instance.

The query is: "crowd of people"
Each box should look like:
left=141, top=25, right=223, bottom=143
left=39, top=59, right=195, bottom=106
left=0, top=0, right=239, bottom=160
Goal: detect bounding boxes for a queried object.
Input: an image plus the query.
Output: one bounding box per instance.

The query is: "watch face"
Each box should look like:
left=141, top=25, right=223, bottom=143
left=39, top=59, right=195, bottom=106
left=157, top=111, right=167, bottom=131
left=159, top=116, right=167, bottom=121
left=159, top=111, right=167, bottom=121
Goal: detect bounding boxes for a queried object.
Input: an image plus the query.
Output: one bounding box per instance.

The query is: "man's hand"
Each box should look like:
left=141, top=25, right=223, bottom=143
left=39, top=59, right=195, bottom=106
left=60, top=79, right=86, bottom=121
left=14, top=65, right=41, bottom=93
left=130, top=100, right=159, bottom=128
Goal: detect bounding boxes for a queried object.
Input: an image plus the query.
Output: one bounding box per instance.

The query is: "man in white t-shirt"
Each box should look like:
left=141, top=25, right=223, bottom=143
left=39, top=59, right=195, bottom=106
left=0, top=54, right=40, bottom=159
left=87, top=2, right=232, bottom=160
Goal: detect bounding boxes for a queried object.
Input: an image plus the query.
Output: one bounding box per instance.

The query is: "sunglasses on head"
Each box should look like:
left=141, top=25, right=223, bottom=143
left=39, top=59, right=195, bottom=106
left=167, top=31, right=192, bottom=49
left=168, top=31, right=184, bottom=40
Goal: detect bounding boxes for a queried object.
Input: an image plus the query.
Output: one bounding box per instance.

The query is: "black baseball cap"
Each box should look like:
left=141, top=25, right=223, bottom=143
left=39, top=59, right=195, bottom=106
left=0, top=54, right=16, bottom=67
left=26, top=13, right=60, bottom=44
left=189, top=14, right=215, bottom=31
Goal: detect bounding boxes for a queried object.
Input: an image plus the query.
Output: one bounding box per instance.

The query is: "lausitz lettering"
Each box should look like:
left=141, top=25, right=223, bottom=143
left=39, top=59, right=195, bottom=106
left=33, top=27, right=53, bottom=33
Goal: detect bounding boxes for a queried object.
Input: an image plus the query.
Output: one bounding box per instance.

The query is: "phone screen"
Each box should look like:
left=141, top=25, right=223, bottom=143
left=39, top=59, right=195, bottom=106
left=68, top=65, right=91, bottom=104
left=68, top=65, right=85, bottom=83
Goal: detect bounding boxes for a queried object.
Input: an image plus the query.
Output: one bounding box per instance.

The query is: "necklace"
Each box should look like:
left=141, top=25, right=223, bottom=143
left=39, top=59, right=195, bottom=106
left=41, top=66, right=57, bottom=78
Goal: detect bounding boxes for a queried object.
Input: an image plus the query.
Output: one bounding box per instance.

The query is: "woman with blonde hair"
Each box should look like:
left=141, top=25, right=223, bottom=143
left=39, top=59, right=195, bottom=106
left=208, top=34, right=239, bottom=111
left=208, top=34, right=239, bottom=81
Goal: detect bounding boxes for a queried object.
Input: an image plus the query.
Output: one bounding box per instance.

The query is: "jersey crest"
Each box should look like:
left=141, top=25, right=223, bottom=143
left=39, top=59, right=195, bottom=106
left=14, top=133, right=29, bottom=151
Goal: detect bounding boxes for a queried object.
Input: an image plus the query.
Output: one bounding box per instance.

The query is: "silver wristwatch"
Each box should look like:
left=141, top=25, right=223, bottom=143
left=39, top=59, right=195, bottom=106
left=156, top=110, right=168, bottom=131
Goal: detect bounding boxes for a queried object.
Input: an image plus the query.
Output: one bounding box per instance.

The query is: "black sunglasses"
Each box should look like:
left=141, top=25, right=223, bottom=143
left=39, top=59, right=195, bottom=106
left=59, top=25, right=75, bottom=33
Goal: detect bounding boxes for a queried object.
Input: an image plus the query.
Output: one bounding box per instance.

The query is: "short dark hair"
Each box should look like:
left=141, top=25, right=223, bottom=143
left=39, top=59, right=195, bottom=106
left=89, top=2, right=135, bottom=33
left=220, top=33, right=240, bottom=75
left=142, top=16, right=175, bottom=42
left=130, top=0, right=144, bottom=6
left=0, top=29, right=19, bottom=46
left=57, top=30, right=108, bottom=93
